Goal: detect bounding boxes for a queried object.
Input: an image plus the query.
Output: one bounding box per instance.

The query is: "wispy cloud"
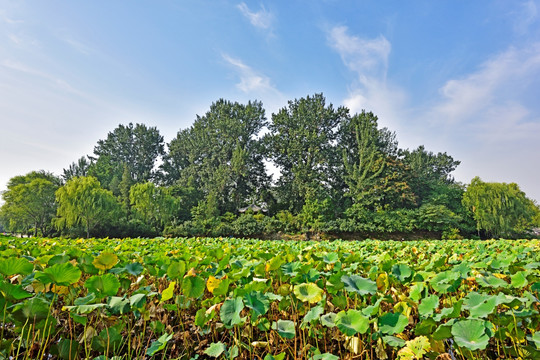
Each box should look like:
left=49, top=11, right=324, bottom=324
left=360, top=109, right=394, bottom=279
left=236, top=2, right=273, bottom=30
left=222, top=53, right=279, bottom=94
left=512, top=0, right=538, bottom=35
left=432, top=44, right=540, bottom=139
left=0, top=10, right=23, bottom=25
left=327, top=25, right=408, bottom=136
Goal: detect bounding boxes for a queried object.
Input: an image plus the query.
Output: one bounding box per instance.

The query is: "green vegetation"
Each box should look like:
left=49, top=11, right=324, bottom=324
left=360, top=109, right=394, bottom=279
left=1, top=235, right=540, bottom=359
left=1, top=93, right=539, bottom=238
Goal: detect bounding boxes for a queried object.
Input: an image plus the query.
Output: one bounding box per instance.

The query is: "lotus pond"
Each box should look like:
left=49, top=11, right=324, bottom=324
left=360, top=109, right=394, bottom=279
left=0, top=235, right=539, bottom=359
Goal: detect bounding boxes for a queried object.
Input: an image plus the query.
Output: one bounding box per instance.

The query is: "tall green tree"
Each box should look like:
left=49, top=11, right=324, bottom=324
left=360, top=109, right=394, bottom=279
left=0, top=171, right=61, bottom=236
left=163, top=99, right=270, bottom=216
left=462, top=176, right=539, bottom=238
left=265, top=94, right=349, bottom=212
left=90, top=123, right=164, bottom=191
left=55, top=176, right=120, bottom=238
left=400, top=146, right=461, bottom=207
left=62, top=156, right=92, bottom=182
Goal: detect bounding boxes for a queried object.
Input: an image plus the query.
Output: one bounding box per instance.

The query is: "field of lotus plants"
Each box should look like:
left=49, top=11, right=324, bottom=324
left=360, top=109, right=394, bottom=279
left=0, top=234, right=539, bottom=359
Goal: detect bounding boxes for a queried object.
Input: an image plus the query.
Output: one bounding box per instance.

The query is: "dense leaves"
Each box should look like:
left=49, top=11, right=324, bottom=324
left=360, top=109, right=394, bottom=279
left=1, top=235, right=539, bottom=359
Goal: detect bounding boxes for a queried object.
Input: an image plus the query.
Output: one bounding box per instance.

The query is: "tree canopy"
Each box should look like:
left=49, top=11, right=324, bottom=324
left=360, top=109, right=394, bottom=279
left=2, top=93, right=538, bottom=239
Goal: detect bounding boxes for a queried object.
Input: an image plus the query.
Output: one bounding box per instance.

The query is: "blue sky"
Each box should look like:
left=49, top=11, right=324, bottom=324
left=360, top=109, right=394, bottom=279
left=1, top=0, right=539, bottom=202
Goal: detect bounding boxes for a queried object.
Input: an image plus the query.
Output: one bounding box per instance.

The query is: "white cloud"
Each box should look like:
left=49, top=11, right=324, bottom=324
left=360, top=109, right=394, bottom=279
left=432, top=44, right=540, bottom=137
left=327, top=25, right=408, bottom=138
left=236, top=2, right=273, bottom=30
left=222, top=53, right=279, bottom=94
left=328, top=26, right=391, bottom=82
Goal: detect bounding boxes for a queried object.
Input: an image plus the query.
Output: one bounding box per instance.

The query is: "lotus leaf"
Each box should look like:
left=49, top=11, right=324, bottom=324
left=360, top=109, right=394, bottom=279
left=294, top=282, right=323, bottom=304
left=167, top=261, right=186, bottom=279
left=204, top=342, right=227, bottom=358
left=182, top=275, right=205, bottom=298
left=418, top=294, right=439, bottom=318
left=85, top=273, right=121, bottom=297
left=92, top=252, right=118, bottom=270
left=160, top=281, right=176, bottom=302
left=272, top=319, right=296, bottom=339
left=146, top=333, right=173, bottom=356
left=335, top=310, right=369, bottom=336
left=0, top=257, right=34, bottom=276
left=220, top=297, right=245, bottom=328
left=38, top=262, right=81, bottom=286
left=302, top=304, right=324, bottom=327
left=451, top=319, right=490, bottom=350
left=379, top=312, right=409, bottom=335
left=341, top=274, right=377, bottom=296
left=244, top=291, right=270, bottom=318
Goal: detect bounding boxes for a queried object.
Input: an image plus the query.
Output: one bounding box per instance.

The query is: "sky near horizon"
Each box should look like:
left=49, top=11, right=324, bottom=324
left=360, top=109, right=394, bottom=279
left=1, top=1, right=539, bottom=202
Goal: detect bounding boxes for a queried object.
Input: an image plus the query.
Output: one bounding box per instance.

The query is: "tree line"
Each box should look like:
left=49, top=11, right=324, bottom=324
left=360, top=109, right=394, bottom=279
left=1, top=94, right=539, bottom=239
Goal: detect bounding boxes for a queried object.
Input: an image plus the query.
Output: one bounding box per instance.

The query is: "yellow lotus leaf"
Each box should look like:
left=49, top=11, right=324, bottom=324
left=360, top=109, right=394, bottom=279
left=377, top=272, right=389, bottom=292
left=160, top=281, right=176, bottom=303
left=92, top=252, right=118, bottom=270
left=207, top=275, right=221, bottom=294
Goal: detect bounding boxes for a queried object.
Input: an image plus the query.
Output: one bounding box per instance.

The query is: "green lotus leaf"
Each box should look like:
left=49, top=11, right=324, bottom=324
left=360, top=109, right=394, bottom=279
left=392, top=264, right=413, bottom=282
left=476, top=275, right=508, bottom=289
left=321, top=312, right=337, bottom=328
left=0, top=257, right=34, bottom=276
left=311, top=354, right=339, bottom=360
left=272, top=319, right=296, bottom=339
left=0, top=279, right=32, bottom=301
left=220, top=297, right=245, bottom=328
left=414, top=318, right=437, bottom=336
left=84, top=273, right=121, bottom=297
left=129, top=293, right=147, bottom=308
left=264, top=353, right=286, bottom=360
left=463, top=292, right=489, bottom=309
left=302, top=304, right=324, bottom=327
left=182, top=275, right=205, bottom=299
left=418, top=294, right=439, bottom=318
left=323, top=253, right=339, bottom=264
left=11, top=296, right=51, bottom=323
left=341, top=275, right=377, bottom=296
left=125, top=262, right=144, bottom=276
left=107, top=296, right=130, bottom=315
left=48, top=254, right=70, bottom=265
left=510, top=271, right=528, bottom=288
left=451, top=319, right=490, bottom=350
left=378, top=312, right=409, bottom=335
left=64, top=303, right=107, bottom=314
left=167, top=261, right=186, bottom=280
left=146, top=333, right=173, bottom=356
left=244, top=291, right=270, bottom=318
left=38, top=262, right=81, bottom=286
left=408, top=282, right=425, bottom=302
left=382, top=335, right=406, bottom=347
left=531, top=332, right=540, bottom=349
left=335, top=309, right=370, bottom=336
left=204, top=342, right=227, bottom=358
left=293, top=283, right=324, bottom=304
left=92, top=252, right=118, bottom=271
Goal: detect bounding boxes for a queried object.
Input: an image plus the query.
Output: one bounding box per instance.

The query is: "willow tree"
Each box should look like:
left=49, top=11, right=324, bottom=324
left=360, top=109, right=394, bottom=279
left=462, top=177, right=539, bottom=238
left=55, top=176, right=120, bottom=238
left=0, top=171, right=61, bottom=236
